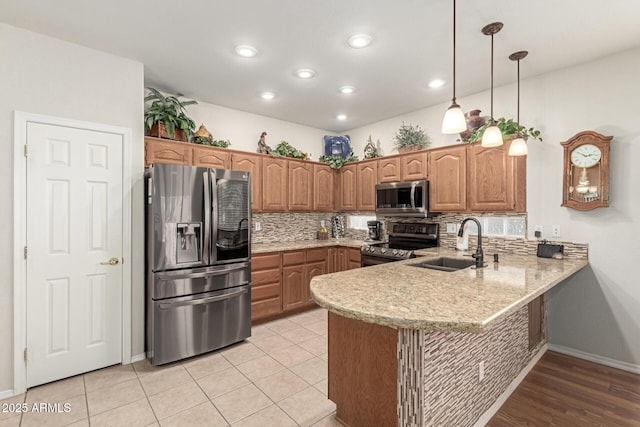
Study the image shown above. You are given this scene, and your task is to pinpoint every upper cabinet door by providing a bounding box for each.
[401,151,428,181]
[231,152,263,212]
[428,145,467,212]
[262,157,288,211]
[289,160,313,211]
[144,137,192,166]
[468,141,515,212]
[338,164,357,211]
[313,163,335,212]
[192,146,231,169]
[357,160,378,211]
[378,157,401,183]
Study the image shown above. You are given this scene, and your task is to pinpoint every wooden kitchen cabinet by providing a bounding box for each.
[428,144,467,212]
[305,247,328,305]
[144,137,192,166]
[528,295,545,349]
[347,248,361,270]
[357,159,378,211]
[313,163,335,211]
[401,151,428,181]
[192,145,230,168]
[329,247,360,272]
[378,156,401,183]
[282,248,327,311]
[289,160,313,211]
[468,140,526,212]
[338,164,357,211]
[262,157,288,211]
[251,253,283,321]
[231,152,262,212]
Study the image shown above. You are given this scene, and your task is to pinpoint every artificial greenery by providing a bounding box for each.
[271,141,306,159]
[462,117,542,143]
[193,137,231,148]
[393,122,430,150]
[319,150,359,169]
[144,87,198,140]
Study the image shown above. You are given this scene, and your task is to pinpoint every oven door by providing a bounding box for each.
[149,285,251,365]
[361,254,396,267]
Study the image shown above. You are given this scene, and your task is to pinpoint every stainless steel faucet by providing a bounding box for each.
[458,217,484,268]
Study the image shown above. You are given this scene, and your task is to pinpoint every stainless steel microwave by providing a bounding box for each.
[375,180,437,217]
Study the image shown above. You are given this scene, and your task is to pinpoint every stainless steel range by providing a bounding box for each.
[361,222,439,267]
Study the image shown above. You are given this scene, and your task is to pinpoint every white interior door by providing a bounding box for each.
[26,122,123,387]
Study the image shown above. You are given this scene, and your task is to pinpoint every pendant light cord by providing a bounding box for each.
[516,58,520,129]
[452,0,457,103]
[490,33,494,121]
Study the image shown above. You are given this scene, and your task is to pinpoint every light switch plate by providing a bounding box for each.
[446,223,457,233]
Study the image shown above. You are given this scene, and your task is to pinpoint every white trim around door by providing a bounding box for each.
[13,111,133,395]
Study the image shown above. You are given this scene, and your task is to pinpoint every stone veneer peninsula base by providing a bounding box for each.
[328,304,545,427]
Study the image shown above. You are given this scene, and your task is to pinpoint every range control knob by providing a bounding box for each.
[392,249,398,255]
[398,250,405,256]
[380,248,386,254]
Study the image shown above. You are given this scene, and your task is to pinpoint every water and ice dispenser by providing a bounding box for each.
[176,222,201,264]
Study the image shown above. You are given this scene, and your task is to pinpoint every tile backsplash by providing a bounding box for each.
[252,211,587,259]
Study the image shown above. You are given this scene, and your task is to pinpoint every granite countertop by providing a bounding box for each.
[310,247,588,333]
[252,238,364,254]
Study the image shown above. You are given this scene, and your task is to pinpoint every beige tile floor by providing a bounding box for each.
[0,308,344,427]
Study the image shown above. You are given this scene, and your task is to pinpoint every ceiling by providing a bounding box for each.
[3,1,640,132]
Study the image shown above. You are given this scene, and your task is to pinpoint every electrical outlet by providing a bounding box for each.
[446,223,457,233]
[551,225,561,238]
[255,221,262,231]
[478,361,485,382]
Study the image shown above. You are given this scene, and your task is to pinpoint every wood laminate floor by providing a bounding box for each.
[488,351,640,426]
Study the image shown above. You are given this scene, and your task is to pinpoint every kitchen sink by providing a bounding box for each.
[409,257,476,272]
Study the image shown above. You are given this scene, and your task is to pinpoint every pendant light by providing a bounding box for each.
[481,22,504,147]
[508,50,529,156]
[441,0,466,134]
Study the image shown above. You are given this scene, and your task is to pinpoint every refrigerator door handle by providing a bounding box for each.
[159,288,248,309]
[203,170,211,264]
[211,169,219,263]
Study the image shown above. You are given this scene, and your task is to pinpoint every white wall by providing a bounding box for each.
[187,102,331,161]
[0,24,145,394]
[346,47,640,368]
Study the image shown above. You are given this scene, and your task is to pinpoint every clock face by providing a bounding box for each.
[570,144,602,168]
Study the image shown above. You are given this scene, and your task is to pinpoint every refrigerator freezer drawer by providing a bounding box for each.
[148,285,251,365]
[152,262,250,300]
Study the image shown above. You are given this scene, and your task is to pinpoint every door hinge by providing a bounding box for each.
[24,144,29,157]
[24,246,28,259]
[24,347,29,362]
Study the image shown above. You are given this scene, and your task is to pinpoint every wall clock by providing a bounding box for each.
[561,131,612,211]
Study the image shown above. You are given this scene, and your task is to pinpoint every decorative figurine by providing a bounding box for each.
[257,131,271,154]
[363,134,380,159]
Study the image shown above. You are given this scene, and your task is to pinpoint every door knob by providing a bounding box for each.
[100,257,120,266]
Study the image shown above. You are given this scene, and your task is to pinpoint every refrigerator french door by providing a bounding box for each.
[145,164,251,365]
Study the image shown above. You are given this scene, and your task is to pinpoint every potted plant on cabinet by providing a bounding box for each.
[393,122,430,153]
[144,87,198,141]
[461,117,542,143]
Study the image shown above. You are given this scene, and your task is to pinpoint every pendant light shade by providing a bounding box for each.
[442,0,467,134]
[508,137,528,155]
[481,22,503,148]
[508,50,529,156]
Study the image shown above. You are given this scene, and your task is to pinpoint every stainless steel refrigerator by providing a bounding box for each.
[145,163,251,365]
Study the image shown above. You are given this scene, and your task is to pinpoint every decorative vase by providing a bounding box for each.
[149,122,187,142]
[398,145,423,154]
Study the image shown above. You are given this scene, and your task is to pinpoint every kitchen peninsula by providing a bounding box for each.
[310,248,588,427]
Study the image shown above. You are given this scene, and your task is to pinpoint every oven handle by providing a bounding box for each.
[159,288,248,309]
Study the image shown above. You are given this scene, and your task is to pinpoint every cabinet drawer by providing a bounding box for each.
[306,248,327,263]
[252,282,281,301]
[283,251,306,266]
[252,298,282,320]
[252,253,281,270]
[252,269,280,286]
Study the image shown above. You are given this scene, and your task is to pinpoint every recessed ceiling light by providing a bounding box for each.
[235,44,258,58]
[295,68,316,79]
[336,114,348,121]
[260,91,276,100]
[428,79,446,88]
[339,86,356,94]
[347,34,373,49]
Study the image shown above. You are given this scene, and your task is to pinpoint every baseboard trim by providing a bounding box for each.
[548,344,640,374]
[473,344,548,427]
[0,389,17,400]
[130,353,146,364]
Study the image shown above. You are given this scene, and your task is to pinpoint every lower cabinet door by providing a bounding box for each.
[305,261,327,305]
[282,265,306,311]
